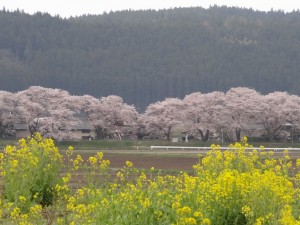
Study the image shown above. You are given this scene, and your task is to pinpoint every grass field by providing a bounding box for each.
[2,138,300,151]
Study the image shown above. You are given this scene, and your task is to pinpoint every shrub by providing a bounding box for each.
[0,133,64,210]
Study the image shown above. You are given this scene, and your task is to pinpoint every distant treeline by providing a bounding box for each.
[1,6,300,110]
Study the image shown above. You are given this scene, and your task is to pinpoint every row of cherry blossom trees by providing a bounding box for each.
[1,86,300,141]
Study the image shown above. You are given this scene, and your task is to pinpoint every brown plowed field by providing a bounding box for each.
[103,155,199,170]
[75,150,300,171]
[76,151,199,171]
[64,150,300,187]
[66,152,200,187]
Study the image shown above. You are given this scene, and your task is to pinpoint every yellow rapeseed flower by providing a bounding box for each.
[184,217,197,225]
[89,156,97,165]
[10,207,21,218]
[178,206,192,215]
[97,152,103,160]
[202,218,211,225]
[18,196,26,204]
[29,205,42,215]
[126,161,133,167]
[296,159,300,167]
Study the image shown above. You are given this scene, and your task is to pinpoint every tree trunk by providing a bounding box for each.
[198,129,204,141]
[268,132,276,142]
[166,127,172,141]
[266,126,282,142]
[204,130,210,142]
[235,128,241,142]
[198,129,210,142]
[95,127,107,139]
[29,124,37,135]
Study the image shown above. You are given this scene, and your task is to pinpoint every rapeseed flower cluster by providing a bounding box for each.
[0,134,300,224]
[0,133,63,209]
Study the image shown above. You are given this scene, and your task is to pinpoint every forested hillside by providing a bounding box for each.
[1,6,300,110]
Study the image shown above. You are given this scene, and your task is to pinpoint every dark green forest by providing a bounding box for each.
[1,6,300,110]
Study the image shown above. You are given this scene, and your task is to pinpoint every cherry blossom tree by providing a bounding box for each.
[14,86,80,140]
[0,91,16,138]
[3,85,300,143]
[282,94,300,128]
[135,115,151,139]
[98,95,138,140]
[254,92,300,141]
[75,94,104,138]
[183,92,225,141]
[223,87,262,141]
[141,98,185,141]
[78,95,138,140]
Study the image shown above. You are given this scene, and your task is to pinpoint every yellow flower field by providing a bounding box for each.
[0,134,300,224]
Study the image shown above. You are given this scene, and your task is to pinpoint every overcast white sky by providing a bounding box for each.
[0,1,299,18]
